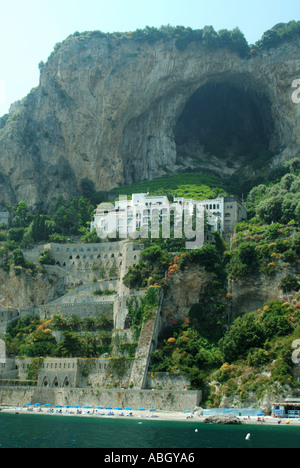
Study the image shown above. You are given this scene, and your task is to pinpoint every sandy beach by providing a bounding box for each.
[1,406,300,426]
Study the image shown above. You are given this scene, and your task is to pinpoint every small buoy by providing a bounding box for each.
[245,433,251,441]
[138,422,142,425]
[195,429,198,433]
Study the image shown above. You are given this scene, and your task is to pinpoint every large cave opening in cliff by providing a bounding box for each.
[174,81,275,171]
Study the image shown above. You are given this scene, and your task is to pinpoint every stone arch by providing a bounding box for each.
[53,376,59,388]
[63,376,70,387]
[42,376,49,387]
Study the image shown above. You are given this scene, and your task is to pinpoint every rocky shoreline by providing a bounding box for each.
[203,414,243,425]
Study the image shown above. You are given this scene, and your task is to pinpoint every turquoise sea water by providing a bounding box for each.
[0,413,300,448]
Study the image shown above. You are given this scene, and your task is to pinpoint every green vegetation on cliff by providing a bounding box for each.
[1,156,299,406]
[5,313,114,359]
[51,21,300,62]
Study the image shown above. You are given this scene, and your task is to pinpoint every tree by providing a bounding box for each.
[24,331,56,358]
[32,213,53,242]
[187,244,222,273]
[96,313,113,331]
[282,194,300,224]
[12,248,26,267]
[68,315,83,332]
[8,227,25,243]
[229,27,249,56]
[238,243,258,266]
[256,195,285,223]
[39,249,55,265]
[55,332,83,357]
[220,313,266,362]
[280,173,297,191]
[123,264,144,289]
[81,178,96,199]
[258,29,281,49]
[202,26,218,46]
[12,201,29,228]
[218,27,249,57]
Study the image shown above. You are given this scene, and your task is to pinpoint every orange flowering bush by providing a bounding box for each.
[167,337,176,343]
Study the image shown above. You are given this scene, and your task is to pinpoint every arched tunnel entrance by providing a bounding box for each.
[174,80,275,171]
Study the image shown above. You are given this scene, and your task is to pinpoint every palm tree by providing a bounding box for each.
[68,315,83,331]
[83,317,96,331]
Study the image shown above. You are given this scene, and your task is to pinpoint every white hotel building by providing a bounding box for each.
[173,196,247,233]
[90,193,247,240]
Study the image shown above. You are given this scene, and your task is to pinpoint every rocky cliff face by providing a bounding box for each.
[161,266,215,326]
[0,266,66,309]
[230,264,300,318]
[0,32,299,208]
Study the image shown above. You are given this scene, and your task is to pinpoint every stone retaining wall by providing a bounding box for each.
[0,387,201,412]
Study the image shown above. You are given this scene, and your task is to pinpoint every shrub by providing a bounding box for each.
[247,348,270,367]
[280,275,300,292]
[167,337,176,343]
[12,248,26,267]
[220,313,266,362]
[281,248,296,263]
[39,249,55,265]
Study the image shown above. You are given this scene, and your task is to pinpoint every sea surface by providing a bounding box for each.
[0,412,299,449]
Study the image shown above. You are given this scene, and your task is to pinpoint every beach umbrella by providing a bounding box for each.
[115,407,123,410]
[138,408,146,411]
[84,406,91,409]
[257,412,264,416]
[55,405,63,408]
[74,405,81,408]
[106,406,112,410]
[184,410,191,413]
[124,407,132,411]
[65,405,72,408]
[44,404,52,407]
[25,403,31,406]
[34,403,42,406]
[96,406,104,409]
[150,408,157,412]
